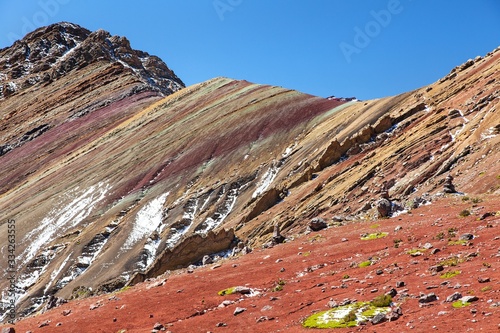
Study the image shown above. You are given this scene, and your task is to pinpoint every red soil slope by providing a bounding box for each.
[4,195,500,332]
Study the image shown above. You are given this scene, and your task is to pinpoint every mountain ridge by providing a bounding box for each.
[0,23,499,329]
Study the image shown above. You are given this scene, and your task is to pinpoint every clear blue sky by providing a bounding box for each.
[1,0,499,100]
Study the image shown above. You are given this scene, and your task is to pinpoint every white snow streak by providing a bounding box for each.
[20,183,110,268]
[122,193,169,250]
[252,165,279,198]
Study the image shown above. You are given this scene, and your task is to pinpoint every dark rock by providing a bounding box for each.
[153,323,165,330]
[202,255,213,265]
[396,281,405,288]
[376,198,391,218]
[371,313,387,325]
[376,269,384,275]
[216,322,227,327]
[44,295,68,312]
[445,292,462,302]
[460,233,474,241]
[429,265,444,273]
[430,248,441,255]
[443,175,456,193]
[309,217,327,231]
[38,320,50,328]
[419,293,438,304]
[461,295,479,303]
[62,309,72,316]
[386,288,397,297]
[272,223,285,245]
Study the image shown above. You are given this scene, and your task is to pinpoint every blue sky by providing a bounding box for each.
[1,0,499,100]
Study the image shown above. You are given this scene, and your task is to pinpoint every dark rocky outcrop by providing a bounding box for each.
[129,228,235,285]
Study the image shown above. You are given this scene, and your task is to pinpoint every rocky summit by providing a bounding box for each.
[1,23,500,331]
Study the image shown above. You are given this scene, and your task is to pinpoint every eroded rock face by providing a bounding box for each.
[0,22,184,98]
[1,23,499,320]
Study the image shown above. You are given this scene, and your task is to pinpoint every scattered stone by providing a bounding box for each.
[234,307,246,316]
[426,285,438,290]
[62,309,72,316]
[430,248,441,255]
[419,293,438,304]
[394,225,403,232]
[376,191,392,218]
[386,288,397,297]
[38,320,50,328]
[479,212,493,220]
[256,316,274,323]
[272,223,285,244]
[89,303,100,310]
[309,217,327,231]
[443,175,456,193]
[202,255,213,265]
[461,296,479,303]
[371,313,387,325]
[460,233,474,241]
[216,322,227,327]
[477,277,490,283]
[56,323,62,327]
[445,292,462,302]
[396,281,405,288]
[429,265,444,273]
[332,215,344,222]
[327,299,338,308]
[44,295,67,311]
[341,238,348,242]
[218,300,235,308]
[1,328,15,333]
[153,323,165,330]
[376,269,383,275]
[422,243,433,249]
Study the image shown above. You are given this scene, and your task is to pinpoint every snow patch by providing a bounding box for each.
[252,164,280,198]
[19,183,110,268]
[122,192,169,250]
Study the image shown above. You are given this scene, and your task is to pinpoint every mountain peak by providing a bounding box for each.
[0,22,184,99]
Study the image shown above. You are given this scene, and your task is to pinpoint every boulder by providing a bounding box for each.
[376,198,391,218]
[419,293,438,304]
[309,217,327,231]
[445,292,462,303]
[443,175,456,193]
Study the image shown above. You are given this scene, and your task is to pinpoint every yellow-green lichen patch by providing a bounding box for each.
[360,232,388,241]
[406,248,427,256]
[218,287,237,296]
[302,301,391,329]
[358,260,371,268]
[440,270,461,279]
[448,239,468,246]
[452,300,471,308]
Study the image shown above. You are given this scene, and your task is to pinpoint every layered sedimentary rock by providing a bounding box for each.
[0,22,499,320]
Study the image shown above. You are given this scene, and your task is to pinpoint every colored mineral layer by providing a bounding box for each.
[0,23,499,332]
